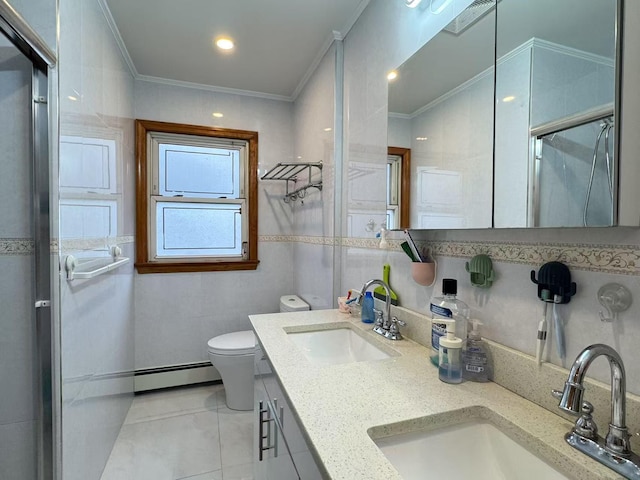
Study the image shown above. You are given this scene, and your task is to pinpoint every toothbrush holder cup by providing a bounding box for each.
[411,261,436,286]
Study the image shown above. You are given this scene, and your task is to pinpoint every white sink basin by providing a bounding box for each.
[287,327,391,366]
[374,420,570,480]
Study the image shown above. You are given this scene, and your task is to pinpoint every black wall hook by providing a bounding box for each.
[530,261,577,304]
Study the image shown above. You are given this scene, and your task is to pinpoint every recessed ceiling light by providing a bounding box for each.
[416,137,428,141]
[387,70,398,81]
[323,127,332,132]
[297,156,303,159]
[212,112,224,118]
[67,95,78,101]
[502,96,516,102]
[215,37,234,51]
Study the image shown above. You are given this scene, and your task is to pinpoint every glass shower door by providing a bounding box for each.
[534,116,615,227]
[0,29,52,480]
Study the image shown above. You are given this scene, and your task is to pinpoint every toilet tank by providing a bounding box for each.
[280,295,310,312]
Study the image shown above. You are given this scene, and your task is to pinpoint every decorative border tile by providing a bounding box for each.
[53,235,135,254]
[0,238,34,255]
[261,235,640,276]
[23,234,638,274]
[259,235,339,246]
[426,240,640,275]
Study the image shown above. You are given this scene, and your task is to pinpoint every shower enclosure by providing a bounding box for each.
[532,107,616,227]
[0,4,55,480]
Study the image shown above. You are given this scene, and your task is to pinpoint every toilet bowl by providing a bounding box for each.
[207,330,256,410]
[207,295,310,410]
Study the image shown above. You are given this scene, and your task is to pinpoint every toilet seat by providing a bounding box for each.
[207,330,256,356]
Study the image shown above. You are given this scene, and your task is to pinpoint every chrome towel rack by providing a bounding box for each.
[261,162,322,203]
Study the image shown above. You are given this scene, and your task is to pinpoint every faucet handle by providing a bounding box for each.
[391,317,406,326]
[574,401,598,440]
[551,389,563,400]
[373,309,384,327]
[387,317,406,340]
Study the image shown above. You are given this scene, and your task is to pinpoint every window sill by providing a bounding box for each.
[135,260,260,274]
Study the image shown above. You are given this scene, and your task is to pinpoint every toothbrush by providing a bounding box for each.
[536,289,551,365]
[536,301,548,365]
[553,294,566,361]
[403,230,423,262]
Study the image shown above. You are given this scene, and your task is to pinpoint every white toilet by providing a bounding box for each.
[207,295,310,410]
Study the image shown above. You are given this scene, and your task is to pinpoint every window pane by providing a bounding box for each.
[159,143,240,198]
[156,201,242,257]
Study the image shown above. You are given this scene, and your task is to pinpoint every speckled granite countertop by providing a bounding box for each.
[249,309,623,480]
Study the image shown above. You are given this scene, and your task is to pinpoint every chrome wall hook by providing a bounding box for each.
[598,283,632,322]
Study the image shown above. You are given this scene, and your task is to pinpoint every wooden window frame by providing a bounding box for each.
[388,146,411,229]
[135,119,259,273]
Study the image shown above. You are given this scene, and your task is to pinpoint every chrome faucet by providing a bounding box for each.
[552,344,640,478]
[357,279,405,340]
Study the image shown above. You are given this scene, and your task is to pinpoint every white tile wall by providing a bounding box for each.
[58,0,136,478]
[0,256,37,425]
[387,116,412,149]
[494,47,532,227]
[531,45,614,127]
[133,80,297,370]
[134,241,294,369]
[134,80,296,236]
[0,52,32,238]
[409,72,493,229]
[292,44,336,238]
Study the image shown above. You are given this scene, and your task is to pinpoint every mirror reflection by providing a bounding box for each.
[388,0,496,229]
[387,0,619,229]
[494,0,618,228]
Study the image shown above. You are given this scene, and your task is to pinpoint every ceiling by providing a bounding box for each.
[104,0,367,100]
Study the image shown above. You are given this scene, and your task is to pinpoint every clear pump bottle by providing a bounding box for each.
[463,319,492,382]
[430,279,469,366]
[438,318,463,384]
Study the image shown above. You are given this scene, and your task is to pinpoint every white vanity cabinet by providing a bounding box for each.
[254,347,322,480]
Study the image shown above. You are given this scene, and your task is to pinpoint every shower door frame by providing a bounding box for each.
[531,105,616,227]
[0,2,56,480]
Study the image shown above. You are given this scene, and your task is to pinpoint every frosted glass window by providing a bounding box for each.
[155,202,242,257]
[136,120,258,272]
[158,143,241,198]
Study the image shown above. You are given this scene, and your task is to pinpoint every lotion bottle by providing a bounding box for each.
[439,318,463,384]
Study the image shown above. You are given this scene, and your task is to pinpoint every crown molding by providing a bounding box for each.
[97,0,138,78]
[290,0,369,101]
[135,75,293,102]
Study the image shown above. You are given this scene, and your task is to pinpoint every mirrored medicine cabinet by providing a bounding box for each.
[387,0,621,229]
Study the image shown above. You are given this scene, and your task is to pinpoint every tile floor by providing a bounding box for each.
[100,383,254,480]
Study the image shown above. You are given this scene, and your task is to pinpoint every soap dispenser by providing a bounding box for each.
[438,318,463,384]
[463,319,492,382]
